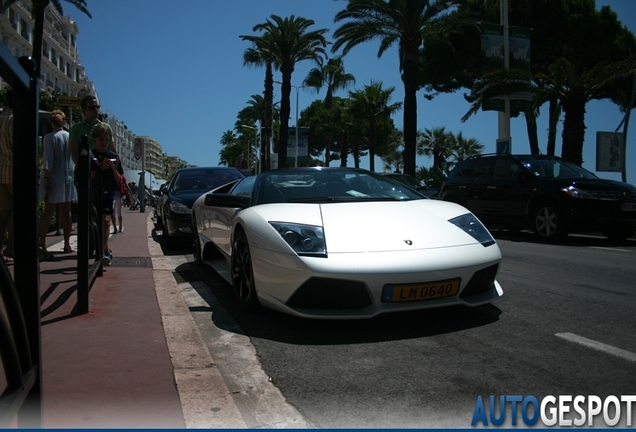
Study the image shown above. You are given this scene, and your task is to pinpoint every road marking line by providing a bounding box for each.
[556,332,636,363]
[589,246,631,252]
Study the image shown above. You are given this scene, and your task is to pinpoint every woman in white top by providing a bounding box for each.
[38,110,77,256]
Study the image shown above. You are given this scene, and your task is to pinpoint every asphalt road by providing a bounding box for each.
[162,229,636,428]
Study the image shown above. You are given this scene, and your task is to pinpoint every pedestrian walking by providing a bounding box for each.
[112,172,129,234]
[124,181,134,210]
[38,110,77,258]
[90,123,123,266]
[69,95,114,167]
[54,204,62,236]
[129,181,139,210]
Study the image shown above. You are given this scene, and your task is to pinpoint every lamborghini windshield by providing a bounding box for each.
[255,168,425,204]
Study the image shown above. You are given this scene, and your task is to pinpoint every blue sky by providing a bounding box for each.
[70,0,636,182]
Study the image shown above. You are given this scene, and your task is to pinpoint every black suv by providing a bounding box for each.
[440,154,636,241]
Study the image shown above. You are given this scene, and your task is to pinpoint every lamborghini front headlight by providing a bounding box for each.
[269,222,327,257]
[449,214,496,247]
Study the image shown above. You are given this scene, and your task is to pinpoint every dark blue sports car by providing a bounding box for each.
[156,166,244,246]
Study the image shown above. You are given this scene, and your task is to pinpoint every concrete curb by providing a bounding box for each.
[147,215,247,428]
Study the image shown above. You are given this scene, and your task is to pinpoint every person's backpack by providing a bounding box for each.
[119,174,127,195]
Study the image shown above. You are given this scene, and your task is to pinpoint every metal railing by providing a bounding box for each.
[0,41,41,426]
[0,254,38,426]
[0,36,105,428]
[76,134,103,313]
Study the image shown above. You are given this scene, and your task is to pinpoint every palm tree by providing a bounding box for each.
[240,94,267,125]
[449,131,483,166]
[218,130,245,168]
[347,81,402,172]
[303,56,356,165]
[536,57,636,166]
[235,94,280,171]
[1,0,91,78]
[417,165,447,191]
[240,35,278,171]
[417,126,454,173]
[417,128,482,189]
[466,57,636,165]
[380,129,405,173]
[458,0,636,163]
[333,0,460,178]
[461,67,543,154]
[245,15,327,169]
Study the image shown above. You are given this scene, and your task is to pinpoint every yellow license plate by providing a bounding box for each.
[381,278,461,303]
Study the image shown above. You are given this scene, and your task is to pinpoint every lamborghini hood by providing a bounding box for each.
[319,200,484,253]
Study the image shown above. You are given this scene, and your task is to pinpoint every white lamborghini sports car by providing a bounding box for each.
[191,167,503,319]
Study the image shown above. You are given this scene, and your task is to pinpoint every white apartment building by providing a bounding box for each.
[0,0,93,97]
[135,135,164,179]
[0,0,175,181]
[103,110,140,172]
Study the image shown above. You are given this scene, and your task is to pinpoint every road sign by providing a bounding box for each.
[134,138,142,160]
[57,96,82,107]
[496,137,511,154]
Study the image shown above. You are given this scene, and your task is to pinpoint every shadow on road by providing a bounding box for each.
[175,262,502,346]
[151,220,193,256]
[489,227,636,248]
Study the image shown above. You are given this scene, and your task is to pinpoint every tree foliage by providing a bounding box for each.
[424,0,636,165]
[416,126,484,189]
[228,0,636,175]
[303,56,356,165]
[244,15,328,169]
[333,0,465,178]
[347,81,402,171]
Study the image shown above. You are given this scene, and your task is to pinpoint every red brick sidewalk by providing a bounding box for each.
[38,208,184,428]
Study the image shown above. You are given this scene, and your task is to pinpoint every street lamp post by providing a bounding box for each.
[274,80,305,167]
[240,124,258,174]
[296,85,303,167]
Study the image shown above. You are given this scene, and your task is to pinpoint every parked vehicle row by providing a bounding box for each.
[440,154,636,241]
[154,155,635,319]
[154,167,244,247]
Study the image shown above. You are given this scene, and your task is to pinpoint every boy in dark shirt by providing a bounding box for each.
[90,123,123,265]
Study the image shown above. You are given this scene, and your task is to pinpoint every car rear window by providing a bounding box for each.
[518,158,598,180]
[493,158,521,179]
[462,158,492,179]
[174,170,244,192]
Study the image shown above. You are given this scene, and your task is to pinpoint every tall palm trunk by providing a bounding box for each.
[340,132,348,167]
[262,62,274,172]
[433,146,444,172]
[560,92,587,166]
[324,89,333,166]
[401,38,421,178]
[524,109,540,154]
[324,128,331,166]
[353,141,360,168]
[368,117,377,172]
[278,69,293,169]
[546,98,560,156]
